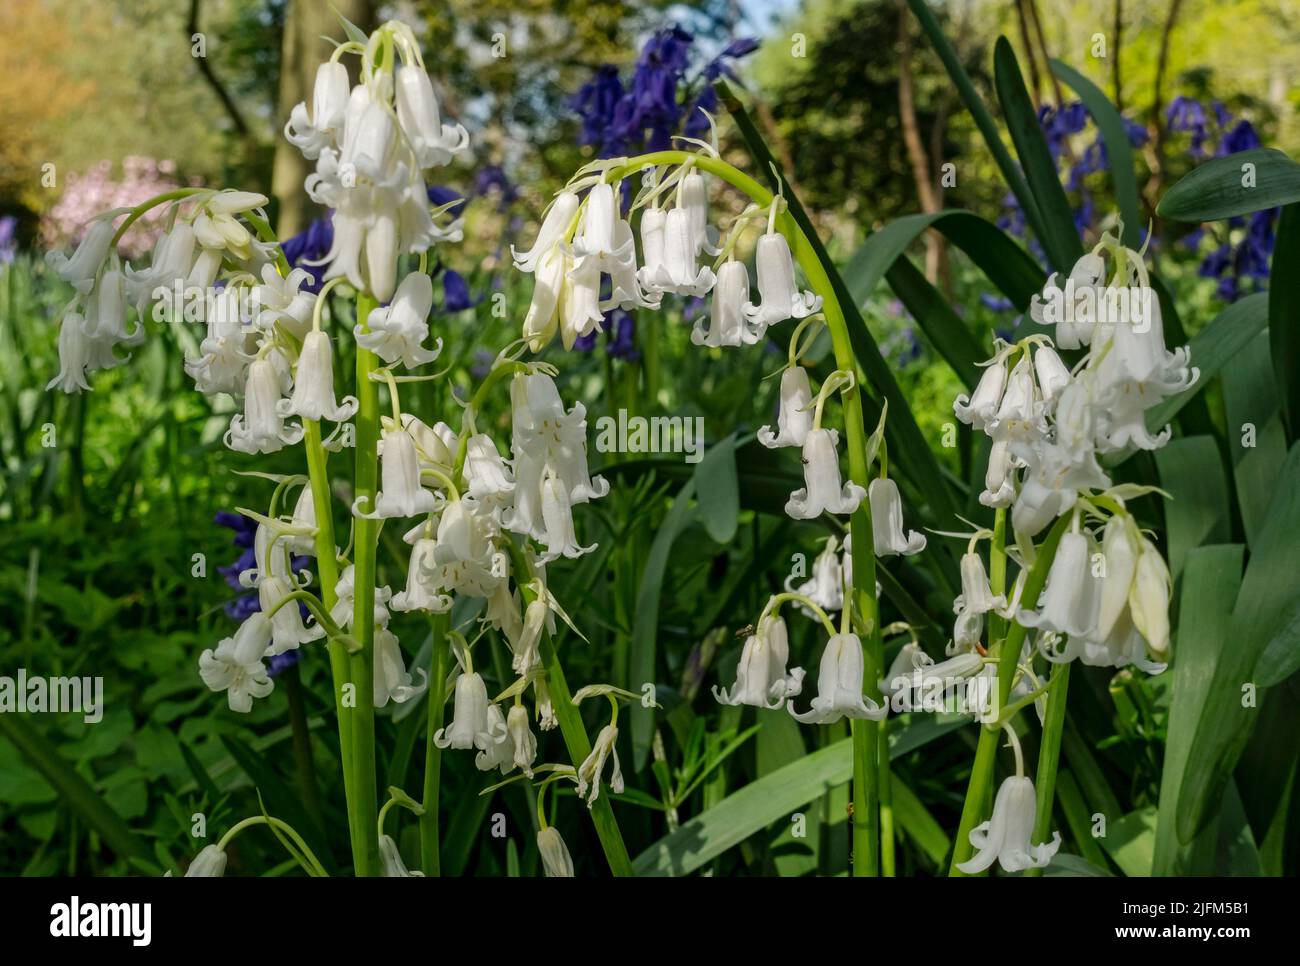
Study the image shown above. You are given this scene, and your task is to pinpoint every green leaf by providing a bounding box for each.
[1221,329,1287,548]
[693,433,739,544]
[1101,807,1158,877]
[1153,544,1244,875]
[1179,444,1300,841]
[0,713,155,870]
[1153,437,1230,579]
[632,715,965,876]
[992,37,1082,272]
[1269,204,1300,441]
[1255,596,1300,687]
[890,776,950,871]
[1045,853,1113,877]
[884,259,984,390]
[629,479,699,768]
[1145,292,1269,431]
[1157,149,1300,221]
[1049,59,1144,250]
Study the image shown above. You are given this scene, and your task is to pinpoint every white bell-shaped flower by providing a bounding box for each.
[474,703,515,773]
[464,434,515,508]
[1129,536,1171,656]
[537,473,596,562]
[513,191,580,272]
[786,537,845,615]
[278,330,358,422]
[713,614,805,709]
[640,207,715,296]
[422,499,508,597]
[988,355,1045,443]
[1029,251,1107,349]
[256,264,317,338]
[537,826,574,877]
[198,612,274,712]
[561,253,604,348]
[182,843,229,877]
[693,260,762,347]
[759,366,814,449]
[679,171,721,256]
[390,538,453,614]
[353,428,440,519]
[1095,516,1137,641]
[1032,344,1071,407]
[577,723,624,806]
[980,439,1018,509]
[402,414,456,470]
[789,633,886,724]
[395,65,469,168]
[869,478,926,556]
[434,671,505,750]
[954,350,1009,431]
[46,306,94,393]
[956,775,1060,874]
[505,704,538,776]
[284,61,350,159]
[374,626,427,708]
[510,598,549,674]
[1017,530,1098,638]
[956,552,1005,615]
[637,206,667,282]
[225,357,304,454]
[329,564,392,630]
[47,216,117,293]
[379,834,424,877]
[521,244,568,350]
[744,231,820,327]
[259,575,325,656]
[785,429,866,519]
[357,272,442,369]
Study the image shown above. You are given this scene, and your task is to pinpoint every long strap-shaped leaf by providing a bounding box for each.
[1049,59,1144,249]
[1157,148,1300,221]
[715,81,961,546]
[0,712,156,871]
[1270,204,1300,443]
[993,37,1083,273]
[903,0,1047,248]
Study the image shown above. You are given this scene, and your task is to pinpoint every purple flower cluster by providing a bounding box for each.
[1168,97,1274,301]
[573,308,639,360]
[571,27,757,158]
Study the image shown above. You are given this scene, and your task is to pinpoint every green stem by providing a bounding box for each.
[350,291,382,876]
[109,188,208,247]
[949,513,1071,876]
[1026,661,1071,878]
[878,719,895,876]
[988,507,1008,645]
[420,612,450,876]
[302,418,362,867]
[283,664,323,827]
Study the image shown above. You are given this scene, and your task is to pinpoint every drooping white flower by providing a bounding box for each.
[785,537,845,615]
[394,65,469,168]
[537,826,574,877]
[1029,250,1107,349]
[126,221,197,313]
[225,357,304,454]
[357,272,442,369]
[561,252,605,348]
[693,260,761,347]
[47,215,118,293]
[744,231,820,328]
[980,439,1018,509]
[988,355,1046,443]
[758,366,814,449]
[955,552,1006,615]
[391,537,453,613]
[421,499,508,597]
[379,834,424,877]
[183,844,229,877]
[46,306,94,393]
[259,575,325,656]
[284,61,350,159]
[374,626,428,708]
[402,413,456,470]
[464,433,515,510]
[198,612,274,712]
[186,286,255,396]
[283,483,319,555]
[278,330,358,422]
[521,244,569,351]
[713,614,805,709]
[510,598,549,674]
[1032,344,1071,407]
[537,473,596,562]
[353,428,440,520]
[679,171,721,256]
[785,429,866,519]
[1129,535,1171,656]
[513,191,580,272]
[1037,611,1167,675]
[255,264,317,338]
[1017,529,1098,638]
[789,633,886,724]
[505,704,538,776]
[434,671,506,750]
[954,349,1010,431]
[639,207,715,297]
[576,723,624,806]
[868,478,926,556]
[956,775,1061,874]
[329,564,393,630]
[1094,516,1137,641]
[474,703,514,773]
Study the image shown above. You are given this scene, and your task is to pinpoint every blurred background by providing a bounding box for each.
[1,0,1297,875]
